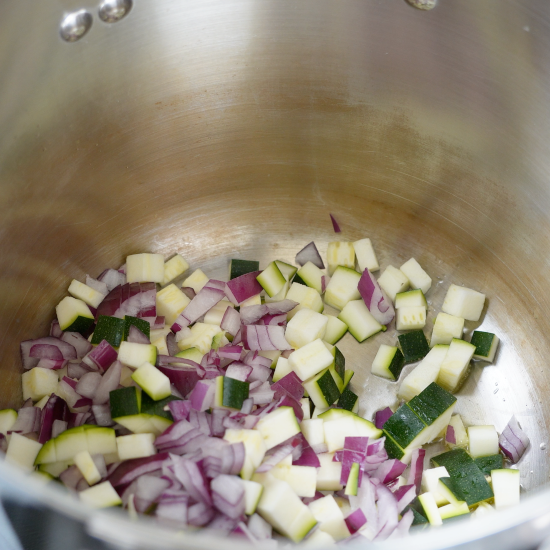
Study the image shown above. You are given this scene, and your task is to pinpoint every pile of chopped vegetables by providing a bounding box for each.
[0,227,531,545]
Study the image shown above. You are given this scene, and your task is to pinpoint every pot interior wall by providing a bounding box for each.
[0,0,549,504]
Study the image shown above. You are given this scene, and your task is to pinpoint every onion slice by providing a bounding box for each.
[499,416,530,463]
[295,242,325,269]
[358,269,395,325]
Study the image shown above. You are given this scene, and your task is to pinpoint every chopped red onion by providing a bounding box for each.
[242,325,291,351]
[219,306,241,337]
[97,269,126,291]
[330,213,341,233]
[446,424,456,444]
[358,270,395,326]
[156,499,189,526]
[168,400,192,422]
[51,419,68,438]
[173,287,225,330]
[295,242,325,269]
[374,407,393,430]
[243,351,272,370]
[224,271,263,305]
[345,508,367,534]
[393,484,416,514]
[10,407,40,435]
[392,509,414,539]
[126,325,150,344]
[188,503,215,527]
[211,409,230,437]
[82,339,118,372]
[91,404,114,427]
[166,332,179,356]
[211,474,245,519]
[61,332,93,358]
[406,448,425,494]
[240,398,254,415]
[73,397,93,409]
[375,483,399,540]
[50,320,63,338]
[372,459,407,485]
[133,475,171,513]
[96,282,156,320]
[499,416,530,463]
[92,360,122,405]
[173,458,212,506]
[271,372,304,401]
[189,410,212,436]
[321,275,328,294]
[247,514,273,541]
[181,287,196,300]
[57,378,80,408]
[108,454,169,487]
[30,344,64,361]
[256,444,294,473]
[60,465,87,491]
[217,345,243,361]
[67,361,94,379]
[258,313,287,327]
[225,363,252,382]
[157,365,201,398]
[36,359,68,370]
[75,372,103,399]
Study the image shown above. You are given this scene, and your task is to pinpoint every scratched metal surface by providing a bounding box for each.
[1,0,550,548]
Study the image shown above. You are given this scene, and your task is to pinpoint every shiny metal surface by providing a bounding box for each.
[98,0,133,24]
[59,9,93,42]
[1,0,550,547]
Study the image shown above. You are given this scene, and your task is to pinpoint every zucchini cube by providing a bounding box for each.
[156,284,190,325]
[470,331,499,362]
[162,254,189,286]
[91,316,125,347]
[396,306,426,331]
[229,259,259,280]
[371,345,405,381]
[326,242,356,276]
[303,368,341,409]
[395,289,427,309]
[285,308,328,349]
[286,282,324,319]
[182,269,209,294]
[297,261,324,294]
[399,258,432,295]
[338,300,382,343]
[442,284,486,322]
[398,330,430,363]
[430,313,464,347]
[378,265,409,302]
[436,338,475,393]
[257,261,286,298]
[126,253,164,284]
[352,238,379,273]
[324,266,361,311]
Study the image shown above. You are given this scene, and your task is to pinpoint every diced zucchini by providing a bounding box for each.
[56,296,94,334]
[418,493,442,526]
[115,413,171,436]
[116,433,156,460]
[22,367,58,402]
[162,254,189,286]
[398,345,449,401]
[471,502,496,518]
[256,476,317,543]
[156,284,190,325]
[140,392,178,420]
[289,339,334,381]
[322,315,348,345]
[297,261,324,294]
[222,376,249,410]
[211,332,228,351]
[6,433,43,472]
[177,322,222,354]
[436,338,475,393]
[303,529,335,547]
[491,469,520,509]
[255,407,301,450]
[343,370,354,390]
[326,242,355,276]
[398,330,430,363]
[337,387,359,413]
[242,479,264,514]
[400,258,432,295]
[301,418,325,448]
[0,409,18,435]
[442,284,486,322]
[264,281,289,303]
[230,259,260,280]
[422,467,452,506]
[151,334,168,356]
[285,308,328,349]
[384,383,456,464]
[467,425,499,458]
[371,345,405,381]
[470,331,500,362]
[38,460,73,477]
[396,306,426,331]
[445,414,468,449]
[303,368,341,409]
[338,299,382,342]
[439,501,469,520]
[224,429,266,480]
[286,282,324,318]
[431,448,494,506]
[182,269,209,293]
[257,261,286,298]
[86,427,118,456]
[109,386,142,419]
[123,316,150,341]
[474,454,503,476]
[35,438,57,465]
[68,280,105,308]
[275,260,298,282]
[308,494,350,541]
[175,347,204,364]
[55,428,88,462]
[353,238,379,272]
[204,299,234,326]
[91,316,125,347]
[317,452,343,491]
[74,450,102,485]
[377,266,410,302]
[240,294,262,307]
[80,481,122,508]
[320,409,381,452]
[131,362,171,401]
[126,253,164,283]
[344,462,360,496]
[273,357,292,382]
[395,289,427,309]
[118,341,157,369]
[324,267,361,311]
[430,313,464,347]
[34,396,50,409]
[268,464,317,498]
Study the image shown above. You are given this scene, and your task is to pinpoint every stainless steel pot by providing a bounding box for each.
[2,0,550,548]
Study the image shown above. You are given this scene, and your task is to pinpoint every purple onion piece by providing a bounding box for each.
[358,269,395,325]
[224,271,263,305]
[330,213,341,233]
[499,416,530,463]
[242,325,291,351]
[446,424,456,444]
[374,407,393,430]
